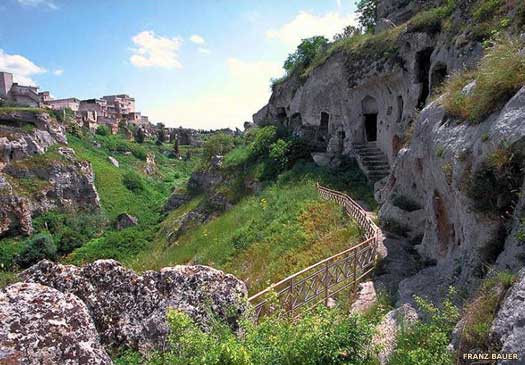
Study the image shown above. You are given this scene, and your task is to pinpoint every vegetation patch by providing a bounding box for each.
[442,36,525,122]
[406,0,456,34]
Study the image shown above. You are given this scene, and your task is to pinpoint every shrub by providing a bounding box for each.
[472,0,504,21]
[443,36,525,122]
[407,0,456,33]
[458,272,515,353]
[149,307,374,365]
[283,36,329,74]
[96,125,110,136]
[15,233,57,268]
[223,146,252,169]
[202,133,236,162]
[122,171,145,192]
[390,290,460,365]
[248,126,278,157]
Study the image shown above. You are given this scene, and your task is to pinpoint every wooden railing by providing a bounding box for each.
[248,183,381,320]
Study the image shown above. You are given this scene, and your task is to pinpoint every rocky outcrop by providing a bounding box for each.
[0,112,100,236]
[22,260,248,354]
[490,269,525,364]
[116,213,138,229]
[0,282,111,365]
[378,88,525,305]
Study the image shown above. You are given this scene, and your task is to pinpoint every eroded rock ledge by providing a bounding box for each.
[1,260,248,364]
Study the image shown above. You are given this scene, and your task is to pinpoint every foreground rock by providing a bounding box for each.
[0,282,111,365]
[22,260,248,354]
[116,213,138,229]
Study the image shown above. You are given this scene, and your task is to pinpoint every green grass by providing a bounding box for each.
[0,107,49,114]
[442,36,525,122]
[130,162,372,294]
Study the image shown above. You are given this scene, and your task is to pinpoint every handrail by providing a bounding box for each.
[248,183,381,319]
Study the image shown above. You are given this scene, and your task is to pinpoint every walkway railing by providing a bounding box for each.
[248,183,381,320]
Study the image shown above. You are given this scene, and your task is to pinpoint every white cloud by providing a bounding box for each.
[53,68,63,76]
[266,10,357,47]
[130,31,183,69]
[0,49,46,86]
[150,58,283,129]
[198,47,211,54]
[17,0,58,10]
[190,35,205,45]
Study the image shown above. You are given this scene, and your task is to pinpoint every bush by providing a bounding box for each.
[248,126,278,157]
[15,233,57,268]
[269,139,291,169]
[96,125,110,136]
[202,133,236,162]
[149,307,374,365]
[122,171,145,192]
[443,36,525,122]
[389,289,460,365]
[407,0,455,33]
[283,36,328,74]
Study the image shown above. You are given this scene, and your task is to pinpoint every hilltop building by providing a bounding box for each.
[0,71,51,107]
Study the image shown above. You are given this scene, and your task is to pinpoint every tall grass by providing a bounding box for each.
[443,36,525,122]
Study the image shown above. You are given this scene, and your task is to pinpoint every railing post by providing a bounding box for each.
[353,251,358,295]
[288,277,294,316]
[324,261,329,306]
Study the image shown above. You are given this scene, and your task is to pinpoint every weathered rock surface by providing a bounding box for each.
[379,88,525,305]
[0,282,111,365]
[490,269,525,364]
[144,152,156,175]
[22,260,248,354]
[163,191,190,212]
[108,156,119,167]
[350,281,377,313]
[373,304,418,365]
[116,213,138,229]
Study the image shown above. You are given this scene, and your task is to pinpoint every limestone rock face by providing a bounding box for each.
[116,213,138,229]
[22,260,248,354]
[0,113,100,237]
[379,88,525,304]
[163,191,190,212]
[490,269,525,364]
[0,282,111,365]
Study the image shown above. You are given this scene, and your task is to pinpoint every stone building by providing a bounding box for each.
[0,71,50,107]
[45,98,81,111]
[102,94,135,120]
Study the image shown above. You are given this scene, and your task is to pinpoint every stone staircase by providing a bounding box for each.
[352,142,390,183]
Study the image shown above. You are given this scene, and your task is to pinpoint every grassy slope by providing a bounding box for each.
[130,164,367,294]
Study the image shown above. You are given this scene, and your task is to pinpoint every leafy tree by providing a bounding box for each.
[333,25,361,41]
[283,36,329,73]
[356,0,378,33]
[134,127,145,144]
[156,123,166,145]
[202,133,235,162]
[96,125,110,136]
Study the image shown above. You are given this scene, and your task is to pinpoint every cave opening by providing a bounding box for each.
[318,112,330,143]
[364,114,378,142]
[431,63,448,92]
[415,48,434,109]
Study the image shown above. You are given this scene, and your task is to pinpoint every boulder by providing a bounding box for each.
[373,304,418,365]
[351,281,377,313]
[163,191,190,212]
[116,213,138,230]
[22,260,248,354]
[490,269,525,364]
[108,156,119,168]
[0,282,111,365]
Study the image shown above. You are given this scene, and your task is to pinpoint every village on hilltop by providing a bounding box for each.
[0,70,222,145]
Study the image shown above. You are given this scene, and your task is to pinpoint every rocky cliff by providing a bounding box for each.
[0,260,247,364]
[0,111,100,236]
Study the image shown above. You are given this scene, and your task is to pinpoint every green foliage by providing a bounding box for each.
[472,0,504,21]
[248,126,278,157]
[356,0,378,33]
[15,233,57,269]
[134,127,145,144]
[283,36,329,74]
[443,36,525,122]
[0,271,18,289]
[458,272,515,353]
[122,171,145,192]
[202,133,236,162]
[407,0,456,33]
[96,125,111,136]
[516,218,525,243]
[390,289,460,365]
[269,139,291,169]
[333,25,361,41]
[466,145,524,215]
[146,307,374,365]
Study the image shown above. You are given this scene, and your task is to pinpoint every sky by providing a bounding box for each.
[0,0,358,129]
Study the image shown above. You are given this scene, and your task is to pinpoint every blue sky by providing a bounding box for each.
[0,0,357,129]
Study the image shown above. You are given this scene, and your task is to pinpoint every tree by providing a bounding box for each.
[333,25,361,41]
[283,36,329,73]
[356,0,378,33]
[156,123,166,145]
[173,137,180,157]
[202,133,235,162]
[134,127,145,143]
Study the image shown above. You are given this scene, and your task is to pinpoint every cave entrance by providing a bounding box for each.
[364,114,378,142]
[318,112,330,143]
[361,95,378,143]
[431,63,448,92]
[415,48,433,109]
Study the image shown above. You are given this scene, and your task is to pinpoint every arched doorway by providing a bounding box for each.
[361,96,378,142]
